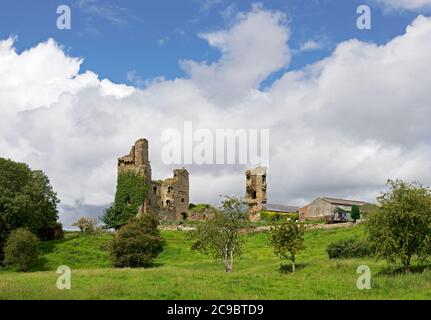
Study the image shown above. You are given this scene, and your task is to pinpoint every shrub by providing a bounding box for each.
[189,203,213,213]
[327,238,372,259]
[109,215,165,268]
[3,228,40,271]
[72,217,98,234]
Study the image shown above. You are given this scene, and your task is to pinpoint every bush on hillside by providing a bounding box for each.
[3,228,40,271]
[189,203,214,213]
[109,215,165,268]
[327,238,372,259]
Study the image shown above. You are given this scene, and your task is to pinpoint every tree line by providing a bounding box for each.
[1,157,431,274]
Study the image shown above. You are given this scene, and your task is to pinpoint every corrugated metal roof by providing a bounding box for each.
[321,197,367,206]
[263,204,299,213]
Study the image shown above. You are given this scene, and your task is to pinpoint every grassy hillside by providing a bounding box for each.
[37,232,113,270]
[0,226,430,300]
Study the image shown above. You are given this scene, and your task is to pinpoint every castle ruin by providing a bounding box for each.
[118,138,190,220]
[245,166,267,216]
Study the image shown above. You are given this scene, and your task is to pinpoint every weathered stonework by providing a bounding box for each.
[118,138,190,220]
[153,168,190,220]
[187,207,216,221]
[245,166,267,220]
[118,138,152,180]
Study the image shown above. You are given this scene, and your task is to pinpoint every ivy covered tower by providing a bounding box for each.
[116,138,152,218]
[118,138,152,182]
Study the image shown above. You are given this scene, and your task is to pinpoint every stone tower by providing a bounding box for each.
[158,168,189,220]
[245,166,267,213]
[118,138,152,182]
[173,168,190,219]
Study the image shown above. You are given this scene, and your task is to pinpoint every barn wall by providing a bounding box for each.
[306,198,333,218]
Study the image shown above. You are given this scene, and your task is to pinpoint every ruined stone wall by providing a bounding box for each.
[245,166,267,213]
[158,169,189,220]
[160,178,176,211]
[150,180,162,211]
[118,138,152,181]
[188,207,216,221]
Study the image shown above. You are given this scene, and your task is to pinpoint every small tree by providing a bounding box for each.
[351,205,361,223]
[109,215,165,268]
[270,220,306,273]
[190,196,248,272]
[4,228,40,271]
[72,217,98,234]
[366,179,431,272]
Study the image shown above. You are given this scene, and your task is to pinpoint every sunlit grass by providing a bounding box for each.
[0,225,430,300]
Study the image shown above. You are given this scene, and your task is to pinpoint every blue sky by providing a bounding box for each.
[1,0,431,226]
[0,0,421,85]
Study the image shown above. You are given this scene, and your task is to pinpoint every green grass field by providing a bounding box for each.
[0,225,430,300]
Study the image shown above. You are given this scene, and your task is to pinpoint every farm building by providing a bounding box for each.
[298,197,368,221]
[263,204,299,215]
[252,203,299,221]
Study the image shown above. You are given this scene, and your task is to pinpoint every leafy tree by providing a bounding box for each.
[366,179,431,272]
[101,171,148,229]
[109,215,165,268]
[0,158,61,262]
[351,205,361,223]
[4,228,40,271]
[270,220,306,273]
[359,203,379,218]
[72,217,98,234]
[190,196,248,272]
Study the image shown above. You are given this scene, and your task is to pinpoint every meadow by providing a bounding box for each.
[0,225,430,300]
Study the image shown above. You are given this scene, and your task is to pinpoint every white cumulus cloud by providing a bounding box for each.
[1,7,431,227]
[299,40,323,52]
[180,4,291,103]
[376,0,431,10]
